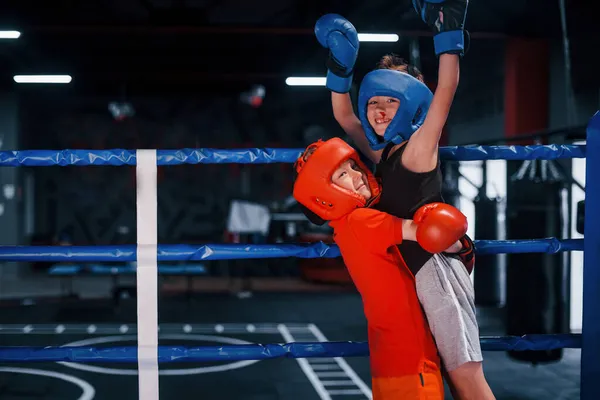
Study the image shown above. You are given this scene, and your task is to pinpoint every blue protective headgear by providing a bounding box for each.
[358,69,433,150]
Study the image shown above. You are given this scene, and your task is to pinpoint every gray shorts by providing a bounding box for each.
[415,253,483,371]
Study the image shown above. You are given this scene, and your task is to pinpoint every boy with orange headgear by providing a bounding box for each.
[294,138,469,399]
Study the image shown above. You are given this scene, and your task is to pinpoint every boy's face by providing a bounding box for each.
[331,159,372,200]
[366,96,401,137]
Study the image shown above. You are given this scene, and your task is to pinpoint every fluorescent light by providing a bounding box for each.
[358,33,399,42]
[13,75,72,84]
[285,77,326,86]
[0,31,21,39]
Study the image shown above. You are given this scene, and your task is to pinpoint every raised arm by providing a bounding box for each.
[402,0,468,173]
[315,14,382,164]
[402,54,459,172]
[332,92,382,163]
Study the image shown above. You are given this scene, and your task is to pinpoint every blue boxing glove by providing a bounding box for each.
[315,14,359,93]
[413,0,469,56]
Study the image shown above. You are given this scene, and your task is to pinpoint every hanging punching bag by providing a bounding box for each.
[506,174,569,364]
[473,194,505,307]
[576,200,585,234]
[441,161,461,208]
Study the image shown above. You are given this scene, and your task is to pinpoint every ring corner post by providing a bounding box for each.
[581,111,600,400]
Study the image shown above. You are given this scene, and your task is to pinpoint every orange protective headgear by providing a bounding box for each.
[293,138,381,221]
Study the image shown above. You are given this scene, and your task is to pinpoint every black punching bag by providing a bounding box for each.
[506,165,570,364]
[473,194,505,306]
[441,161,461,208]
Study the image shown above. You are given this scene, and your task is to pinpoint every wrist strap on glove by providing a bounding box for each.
[326,53,353,78]
[325,53,354,93]
[456,234,474,259]
[444,234,475,275]
[434,29,470,56]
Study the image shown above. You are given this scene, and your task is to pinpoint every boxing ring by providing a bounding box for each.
[0,111,598,400]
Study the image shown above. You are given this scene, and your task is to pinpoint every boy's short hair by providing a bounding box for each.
[376,54,425,82]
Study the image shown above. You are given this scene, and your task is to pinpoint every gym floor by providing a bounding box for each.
[0,293,580,399]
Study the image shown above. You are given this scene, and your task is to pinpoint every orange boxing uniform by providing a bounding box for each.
[294,138,443,399]
[330,209,443,398]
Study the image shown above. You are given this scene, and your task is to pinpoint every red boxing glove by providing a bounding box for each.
[413,203,468,254]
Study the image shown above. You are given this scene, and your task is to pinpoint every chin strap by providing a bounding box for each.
[365,192,381,208]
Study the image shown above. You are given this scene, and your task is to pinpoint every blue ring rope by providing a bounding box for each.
[0,144,585,166]
[0,334,582,362]
[0,238,583,262]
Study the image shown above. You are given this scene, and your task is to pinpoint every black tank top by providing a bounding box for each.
[374,142,444,276]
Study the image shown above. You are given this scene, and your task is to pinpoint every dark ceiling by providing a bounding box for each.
[0,0,597,96]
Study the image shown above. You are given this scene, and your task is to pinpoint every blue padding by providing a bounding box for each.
[0,149,137,166]
[89,265,136,274]
[0,334,581,362]
[481,334,581,351]
[0,243,338,262]
[0,239,583,262]
[442,144,585,161]
[474,238,584,255]
[582,110,600,400]
[158,149,303,165]
[0,149,301,166]
[48,264,207,275]
[0,145,585,166]
[48,265,82,275]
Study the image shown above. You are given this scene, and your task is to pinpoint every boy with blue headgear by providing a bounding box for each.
[315,2,495,399]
